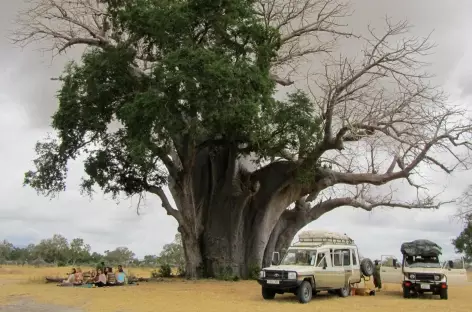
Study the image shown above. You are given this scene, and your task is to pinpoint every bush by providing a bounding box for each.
[247,264,261,280]
[159,264,172,277]
[150,269,160,278]
[177,266,186,277]
[216,265,239,281]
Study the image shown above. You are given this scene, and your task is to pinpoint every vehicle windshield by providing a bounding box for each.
[404,255,442,268]
[280,249,316,266]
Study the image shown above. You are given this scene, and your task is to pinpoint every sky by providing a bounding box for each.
[0,0,471,263]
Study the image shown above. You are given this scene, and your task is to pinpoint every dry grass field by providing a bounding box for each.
[1,266,471,312]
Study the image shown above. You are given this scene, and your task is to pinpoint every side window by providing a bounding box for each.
[332,249,342,266]
[352,249,358,265]
[309,251,317,265]
[342,249,351,266]
[316,252,327,267]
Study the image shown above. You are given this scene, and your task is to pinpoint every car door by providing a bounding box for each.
[380,255,403,284]
[314,249,330,288]
[443,258,469,285]
[349,248,361,283]
[331,248,347,287]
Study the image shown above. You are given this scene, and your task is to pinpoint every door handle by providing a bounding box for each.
[346,270,352,273]
[381,270,386,272]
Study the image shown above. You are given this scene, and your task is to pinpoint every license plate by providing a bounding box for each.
[420,284,430,290]
[267,280,280,285]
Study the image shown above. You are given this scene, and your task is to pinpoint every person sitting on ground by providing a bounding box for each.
[74,268,84,285]
[84,270,96,284]
[57,268,76,286]
[115,265,127,285]
[106,267,117,285]
[94,268,107,287]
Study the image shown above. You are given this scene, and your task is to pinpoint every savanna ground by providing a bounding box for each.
[0,266,471,312]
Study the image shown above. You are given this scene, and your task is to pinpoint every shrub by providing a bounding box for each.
[159,264,172,277]
[150,269,160,278]
[177,266,186,277]
[247,264,261,280]
[216,265,239,281]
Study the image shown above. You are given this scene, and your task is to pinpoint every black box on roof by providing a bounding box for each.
[400,239,442,257]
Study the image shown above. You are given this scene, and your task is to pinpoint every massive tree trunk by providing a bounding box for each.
[168,145,310,279]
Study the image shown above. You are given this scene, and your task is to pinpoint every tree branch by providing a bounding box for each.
[307,196,450,221]
[148,186,182,223]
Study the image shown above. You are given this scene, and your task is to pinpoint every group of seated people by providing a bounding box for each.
[59,264,128,287]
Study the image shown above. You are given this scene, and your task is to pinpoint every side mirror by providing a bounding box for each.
[392,259,397,268]
[271,252,280,265]
[448,260,454,269]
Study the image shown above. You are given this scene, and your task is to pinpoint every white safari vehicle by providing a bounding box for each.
[257,230,375,303]
[380,241,468,300]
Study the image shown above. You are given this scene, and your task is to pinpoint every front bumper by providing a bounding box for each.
[403,281,447,293]
[257,278,302,289]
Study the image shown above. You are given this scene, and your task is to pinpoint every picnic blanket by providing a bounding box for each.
[74,283,137,288]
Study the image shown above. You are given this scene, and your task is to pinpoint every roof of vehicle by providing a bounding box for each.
[292,230,355,247]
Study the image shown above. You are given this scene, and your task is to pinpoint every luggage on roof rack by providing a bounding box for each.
[400,239,442,257]
[296,230,354,245]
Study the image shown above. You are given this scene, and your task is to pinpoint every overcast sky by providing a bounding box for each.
[0,0,471,262]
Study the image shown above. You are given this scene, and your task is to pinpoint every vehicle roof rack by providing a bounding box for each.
[295,230,355,246]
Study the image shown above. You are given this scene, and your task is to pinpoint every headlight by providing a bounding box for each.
[259,271,265,278]
[434,275,440,281]
[287,272,297,280]
[409,274,416,280]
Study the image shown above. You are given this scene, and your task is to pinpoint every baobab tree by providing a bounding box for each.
[15,0,472,278]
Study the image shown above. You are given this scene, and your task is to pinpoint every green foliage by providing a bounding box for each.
[23,0,322,201]
[150,269,160,278]
[452,214,472,263]
[247,263,261,280]
[0,234,181,268]
[104,247,136,264]
[215,265,239,281]
[158,264,173,277]
[157,234,185,269]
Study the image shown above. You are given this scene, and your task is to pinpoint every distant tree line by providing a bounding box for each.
[0,233,184,270]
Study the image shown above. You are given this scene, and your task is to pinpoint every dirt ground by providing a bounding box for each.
[1,266,471,312]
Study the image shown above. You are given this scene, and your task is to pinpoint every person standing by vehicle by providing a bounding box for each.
[373,260,382,291]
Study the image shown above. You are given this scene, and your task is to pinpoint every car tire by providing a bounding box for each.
[439,288,448,300]
[403,287,410,299]
[360,258,375,276]
[338,284,351,297]
[296,281,313,304]
[262,287,276,300]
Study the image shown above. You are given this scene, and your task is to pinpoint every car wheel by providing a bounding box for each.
[360,258,375,276]
[439,288,448,300]
[403,287,410,299]
[262,287,276,300]
[296,281,313,304]
[338,284,351,297]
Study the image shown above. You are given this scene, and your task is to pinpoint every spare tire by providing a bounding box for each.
[360,258,375,276]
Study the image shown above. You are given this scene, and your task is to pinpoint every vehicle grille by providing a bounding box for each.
[415,273,435,281]
[265,270,288,279]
